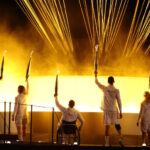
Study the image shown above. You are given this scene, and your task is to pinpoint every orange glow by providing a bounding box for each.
[0,76,149,113]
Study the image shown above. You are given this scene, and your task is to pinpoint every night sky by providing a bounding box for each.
[0,0,149,76]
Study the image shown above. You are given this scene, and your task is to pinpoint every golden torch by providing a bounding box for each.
[54,71,60,96]
[149,72,150,89]
[26,51,33,81]
[0,50,7,80]
[94,44,99,77]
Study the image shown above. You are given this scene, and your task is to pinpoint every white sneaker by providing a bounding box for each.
[105,136,110,147]
[142,143,146,147]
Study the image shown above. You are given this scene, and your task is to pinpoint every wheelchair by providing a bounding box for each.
[56,120,80,145]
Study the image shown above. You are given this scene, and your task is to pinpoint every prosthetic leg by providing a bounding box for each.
[115,124,124,147]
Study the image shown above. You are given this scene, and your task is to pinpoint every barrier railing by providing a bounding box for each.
[0,101,56,144]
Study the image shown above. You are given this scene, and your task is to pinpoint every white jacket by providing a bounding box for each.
[55,97,84,127]
[96,80,122,112]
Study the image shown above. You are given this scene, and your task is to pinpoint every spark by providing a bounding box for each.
[79,0,129,59]
[16,0,74,55]
[123,0,150,57]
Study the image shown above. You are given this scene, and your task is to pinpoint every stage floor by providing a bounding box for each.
[0,143,149,150]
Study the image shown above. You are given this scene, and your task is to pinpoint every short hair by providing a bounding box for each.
[108,76,114,84]
[18,85,25,94]
[144,91,150,97]
[69,100,75,108]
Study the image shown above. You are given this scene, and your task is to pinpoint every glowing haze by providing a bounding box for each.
[0,75,149,113]
[0,23,149,113]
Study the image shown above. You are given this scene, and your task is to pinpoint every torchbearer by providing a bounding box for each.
[94,45,123,146]
[137,91,150,147]
[12,52,33,141]
[54,73,84,144]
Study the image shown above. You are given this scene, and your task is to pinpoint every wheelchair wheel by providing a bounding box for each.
[56,128,63,144]
[73,128,80,145]
[56,124,80,145]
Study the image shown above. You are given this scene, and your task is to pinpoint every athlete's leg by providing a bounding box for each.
[115,124,122,138]
[16,126,23,141]
[142,132,146,146]
[105,125,110,146]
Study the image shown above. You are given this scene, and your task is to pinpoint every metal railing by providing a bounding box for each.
[0,101,55,144]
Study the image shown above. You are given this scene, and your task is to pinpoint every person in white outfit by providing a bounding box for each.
[137,91,150,146]
[54,95,84,144]
[54,95,84,130]
[95,75,123,146]
[12,80,29,141]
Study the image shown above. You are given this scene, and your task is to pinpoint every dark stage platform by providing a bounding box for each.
[0,143,149,150]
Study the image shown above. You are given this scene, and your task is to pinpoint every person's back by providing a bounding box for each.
[137,91,150,146]
[101,85,120,111]
[12,80,29,141]
[95,75,123,146]
[62,107,81,122]
[54,95,84,131]
[95,76,121,112]
[15,93,27,118]
[141,101,150,122]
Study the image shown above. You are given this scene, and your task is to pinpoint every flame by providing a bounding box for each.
[0,76,148,113]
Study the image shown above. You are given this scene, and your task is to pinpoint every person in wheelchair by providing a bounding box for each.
[54,94,84,145]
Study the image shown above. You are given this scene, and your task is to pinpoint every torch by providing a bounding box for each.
[94,44,99,77]
[0,50,7,80]
[26,51,33,81]
[54,71,60,96]
[149,72,150,89]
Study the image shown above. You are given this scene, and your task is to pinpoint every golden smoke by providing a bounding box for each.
[0,17,149,114]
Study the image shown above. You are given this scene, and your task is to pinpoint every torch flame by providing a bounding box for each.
[95,44,99,52]
[3,50,7,56]
[57,70,60,75]
[30,50,34,57]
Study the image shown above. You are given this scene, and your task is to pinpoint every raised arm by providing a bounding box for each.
[54,95,66,112]
[116,90,122,118]
[25,79,29,95]
[95,76,105,90]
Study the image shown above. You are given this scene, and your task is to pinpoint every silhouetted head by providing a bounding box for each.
[69,100,75,108]
[108,76,114,85]
[144,91,150,99]
[18,85,25,94]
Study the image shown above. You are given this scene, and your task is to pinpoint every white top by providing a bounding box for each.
[13,93,27,118]
[95,80,122,112]
[141,101,150,122]
[55,97,84,127]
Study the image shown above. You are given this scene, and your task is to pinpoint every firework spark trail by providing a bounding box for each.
[79,0,129,58]
[108,0,129,52]
[123,0,150,57]
[16,0,46,40]
[33,0,66,53]
[128,1,150,56]
[145,45,150,55]
[19,0,54,49]
[16,0,73,55]
[81,0,94,47]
